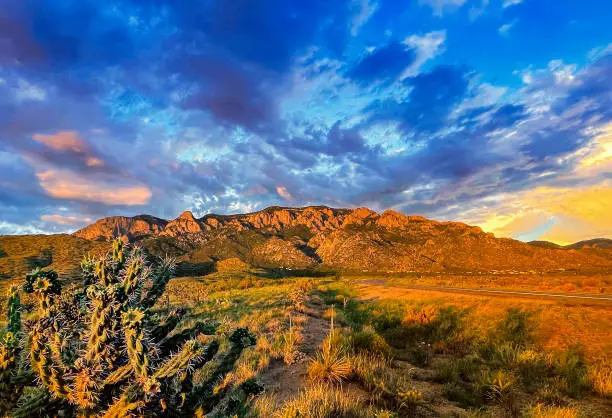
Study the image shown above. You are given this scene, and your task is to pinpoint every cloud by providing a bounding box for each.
[276,186,295,201]
[41,214,91,226]
[473,182,612,244]
[36,169,152,205]
[419,0,467,16]
[401,30,446,77]
[503,0,523,8]
[32,131,87,152]
[498,22,515,37]
[351,0,378,36]
[0,1,611,240]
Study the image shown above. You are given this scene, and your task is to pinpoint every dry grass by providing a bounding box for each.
[522,404,582,418]
[275,384,380,418]
[355,280,612,363]
[308,340,352,384]
[588,363,612,398]
[377,272,612,295]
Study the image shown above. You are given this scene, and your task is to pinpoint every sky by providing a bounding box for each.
[0,0,611,244]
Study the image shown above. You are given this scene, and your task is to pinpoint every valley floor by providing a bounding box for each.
[156,269,612,417]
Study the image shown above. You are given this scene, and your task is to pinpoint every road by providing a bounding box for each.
[358,280,612,304]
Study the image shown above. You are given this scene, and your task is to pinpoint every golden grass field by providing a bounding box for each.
[2,260,612,416]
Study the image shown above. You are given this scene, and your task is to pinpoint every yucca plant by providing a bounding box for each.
[2,239,255,417]
[308,305,351,384]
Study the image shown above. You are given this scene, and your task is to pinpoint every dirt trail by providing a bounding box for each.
[259,302,330,403]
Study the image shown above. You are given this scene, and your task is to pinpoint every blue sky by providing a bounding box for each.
[0,0,611,243]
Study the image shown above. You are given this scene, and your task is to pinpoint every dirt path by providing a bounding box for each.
[259,303,330,404]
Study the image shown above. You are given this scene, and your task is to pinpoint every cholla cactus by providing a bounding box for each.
[3,239,254,417]
[0,286,24,414]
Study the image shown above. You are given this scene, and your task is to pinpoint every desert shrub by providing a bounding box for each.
[279,384,372,418]
[434,355,481,384]
[516,349,550,392]
[380,325,413,349]
[480,369,519,416]
[430,306,467,342]
[522,403,581,418]
[588,362,612,398]
[407,345,432,367]
[397,389,423,415]
[497,308,534,346]
[535,377,568,407]
[349,330,391,358]
[554,351,589,398]
[442,382,484,408]
[343,299,370,331]
[373,315,403,334]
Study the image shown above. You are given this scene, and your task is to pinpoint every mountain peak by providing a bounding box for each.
[178,210,197,220]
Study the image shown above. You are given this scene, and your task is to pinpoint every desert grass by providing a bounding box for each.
[354,280,612,363]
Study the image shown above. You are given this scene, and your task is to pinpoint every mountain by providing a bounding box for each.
[565,238,612,250]
[0,234,106,280]
[74,214,168,241]
[64,206,612,275]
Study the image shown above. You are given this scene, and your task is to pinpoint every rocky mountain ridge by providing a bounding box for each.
[69,206,612,274]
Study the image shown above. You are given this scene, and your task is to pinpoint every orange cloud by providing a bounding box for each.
[41,214,92,226]
[276,186,295,201]
[86,157,105,167]
[33,131,87,152]
[36,169,152,205]
[473,181,612,244]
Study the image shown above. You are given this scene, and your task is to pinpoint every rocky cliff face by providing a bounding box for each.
[72,206,612,273]
[74,215,167,242]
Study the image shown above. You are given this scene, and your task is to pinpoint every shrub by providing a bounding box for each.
[480,370,519,416]
[397,390,423,415]
[349,330,391,358]
[554,351,589,398]
[516,349,550,392]
[407,346,431,367]
[434,355,480,384]
[343,300,370,331]
[535,377,568,407]
[497,308,534,346]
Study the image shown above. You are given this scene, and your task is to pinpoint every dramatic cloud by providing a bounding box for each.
[1,0,611,244]
[36,169,152,206]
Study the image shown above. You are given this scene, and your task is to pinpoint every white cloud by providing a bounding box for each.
[503,0,522,8]
[401,30,447,77]
[14,78,47,101]
[419,0,467,16]
[351,0,378,36]
[498,22,515,36]
[0,221,47,235]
